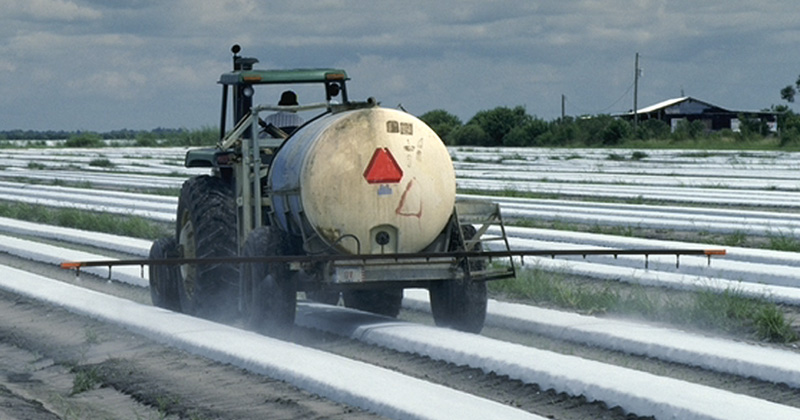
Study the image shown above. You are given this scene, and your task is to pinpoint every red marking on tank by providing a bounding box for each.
[364,148,403,184]
[395,179,423,218]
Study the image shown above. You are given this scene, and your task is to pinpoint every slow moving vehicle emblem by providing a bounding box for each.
[363,148,403,184]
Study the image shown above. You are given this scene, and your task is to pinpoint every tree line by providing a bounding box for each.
[419,105,800,148]
[0,127,218,147]
[0,127,185,141]
[419,77,800,148]
[4,82,800,149]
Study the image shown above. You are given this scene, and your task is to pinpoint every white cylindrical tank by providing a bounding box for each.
[268,106,456,255]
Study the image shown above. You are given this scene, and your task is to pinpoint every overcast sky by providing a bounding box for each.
[1,0,798,132]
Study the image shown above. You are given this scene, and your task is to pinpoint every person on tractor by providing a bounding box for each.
[260,90,304,136]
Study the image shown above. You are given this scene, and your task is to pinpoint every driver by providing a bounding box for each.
[260,90,304,135]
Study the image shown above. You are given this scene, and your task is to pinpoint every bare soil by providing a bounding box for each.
[0,287,382,420]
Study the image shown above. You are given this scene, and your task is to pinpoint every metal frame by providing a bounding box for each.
[62,248,726,280]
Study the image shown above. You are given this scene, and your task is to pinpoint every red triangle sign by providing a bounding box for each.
[363,148,403,184]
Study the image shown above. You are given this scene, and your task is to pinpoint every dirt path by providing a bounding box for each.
[0,289,383,420]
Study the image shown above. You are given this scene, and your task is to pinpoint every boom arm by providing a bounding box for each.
[61,248,726,278]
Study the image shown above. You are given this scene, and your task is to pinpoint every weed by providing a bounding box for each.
[631,151,648,160]
[88,158,115,168]
[677,151,717,158]
[723,231,747,246]
[27,162,47,170]
[589,224,635,237]
[607,153,626,161]
[768,232,800,252]
[0,202,170,239]
[156,395,181,416]
[629,195,646,205]
[501,152,525,161]
[754,306,798,342]
[70,366,102,395]
[84,327,101,345]
[489,266,798,343]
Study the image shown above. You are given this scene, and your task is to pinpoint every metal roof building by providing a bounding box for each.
[616,97,778,133]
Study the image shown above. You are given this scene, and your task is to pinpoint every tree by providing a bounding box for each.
[419,109,462,144]
[448,124,491,146]
[780,74,800,103]
[467,106,531,146]
[504,117,550,146]
[670,119,706,141]
[635,119,670,140]
[599,118,633,145]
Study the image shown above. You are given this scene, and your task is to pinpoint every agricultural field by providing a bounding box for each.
[0,144,799,419]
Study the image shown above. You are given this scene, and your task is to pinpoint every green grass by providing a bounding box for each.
[723,230,747,247]
[70,366,102,395]
[768,232,800,252]
[0,202,170,239]
[489,265,798,343]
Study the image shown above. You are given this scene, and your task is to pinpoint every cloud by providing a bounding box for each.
[2,0,101,21]
[1,0,798,130]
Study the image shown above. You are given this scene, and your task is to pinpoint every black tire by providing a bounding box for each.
[342,289,403,318]
[148,236,182,311]
[240,226,298,336]
[429,224,488,333]
[176,175,238,320]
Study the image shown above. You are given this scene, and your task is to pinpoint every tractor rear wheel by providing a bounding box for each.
[240,226,298,336]
[429,224,488,333]
[342,289,403,318]
[148,236,181,311]
[176,175,238,320]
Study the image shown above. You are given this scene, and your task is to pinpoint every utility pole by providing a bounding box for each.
[633,52,640,129]
[561,94,565,121]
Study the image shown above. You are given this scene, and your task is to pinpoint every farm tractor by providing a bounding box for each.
[61,46,725,335]
[147,45,516,334]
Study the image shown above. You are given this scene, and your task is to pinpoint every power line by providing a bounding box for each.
[564,80,636,116]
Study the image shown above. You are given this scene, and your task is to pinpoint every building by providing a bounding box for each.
[616,97,778,133]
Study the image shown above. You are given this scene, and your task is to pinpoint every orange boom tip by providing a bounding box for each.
[704,249,727,255]
[60,262,83,269]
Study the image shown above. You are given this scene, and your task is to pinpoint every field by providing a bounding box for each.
[0,144,800,419]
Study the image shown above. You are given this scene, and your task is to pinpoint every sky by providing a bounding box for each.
[1,0,798,132]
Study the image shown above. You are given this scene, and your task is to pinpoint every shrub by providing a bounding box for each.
[135,131,159,147]
[64,132,104,148]
[88,158,115,168]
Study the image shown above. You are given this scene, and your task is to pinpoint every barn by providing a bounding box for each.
[616,97,778,133]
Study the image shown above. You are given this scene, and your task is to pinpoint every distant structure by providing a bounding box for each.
[616,97,778,133]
